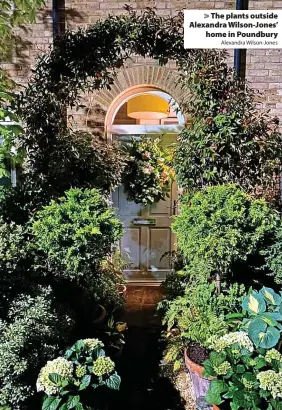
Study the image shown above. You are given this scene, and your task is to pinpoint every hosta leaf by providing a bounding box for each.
[259,314,279,327]
[263,312,282,322]
[249,319,280,348]
[242,292,266,315]
[260,287,282,306]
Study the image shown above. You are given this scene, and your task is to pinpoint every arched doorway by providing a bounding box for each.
[106,86,185,284]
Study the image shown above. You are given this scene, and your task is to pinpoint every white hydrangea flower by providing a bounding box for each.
[265,349,282,363]
[83,338,104,350]
[209,331,254,353]
[257,370,282,399]
[36,357,73,395]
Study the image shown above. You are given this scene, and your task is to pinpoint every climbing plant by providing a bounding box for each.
[12,6,281,209]
[12,7,197,209]
[174,50,282,203]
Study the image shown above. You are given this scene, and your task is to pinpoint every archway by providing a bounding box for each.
[16,8,208,282]
[18,7,198,186]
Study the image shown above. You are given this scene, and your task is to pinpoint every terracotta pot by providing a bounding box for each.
[184,348,219,409]
[184,348,214,379]
[92,304,106,325]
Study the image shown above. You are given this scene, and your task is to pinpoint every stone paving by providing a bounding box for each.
[109,285,188,410]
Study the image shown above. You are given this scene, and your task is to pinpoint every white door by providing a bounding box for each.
[112,134,177,284]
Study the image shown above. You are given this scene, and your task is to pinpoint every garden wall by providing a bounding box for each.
[1,0,282,130]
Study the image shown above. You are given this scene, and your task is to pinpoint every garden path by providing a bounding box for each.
[109,286,190,410]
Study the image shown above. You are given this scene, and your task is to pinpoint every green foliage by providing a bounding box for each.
[0,0,45,60]
[175,50,282,204]
[38,339,120,409]
[122,137,174,206]
[0,0,45,181]
[24,131,127,200]
[204,332,282,409]
[31,188,123,279]
[161,281,246,362]
[240,287,282,349]
[0,70,25,182]
[0,287,73,409]
[0,182,47,224]
[264,227,282,285]
[172,185,281,283]
[0,218,28,303]
[102,316,127,354]
[15,8,188,203]
[87,266,124,310]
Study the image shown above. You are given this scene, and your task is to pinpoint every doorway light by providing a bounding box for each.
[127,94,169,120]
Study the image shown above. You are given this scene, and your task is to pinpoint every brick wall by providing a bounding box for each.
[246,1,282,117]
[2,0,282,128]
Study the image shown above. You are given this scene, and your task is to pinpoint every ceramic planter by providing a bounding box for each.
[184,348,220,410]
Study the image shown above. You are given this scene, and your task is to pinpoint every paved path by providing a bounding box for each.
[109,286,186,410]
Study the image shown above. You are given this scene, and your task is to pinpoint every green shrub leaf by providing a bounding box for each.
[205,380,228,405]
[105,373,121,391]
[48,373,64,385]
[66,395,80,409]
[42,397,61,410]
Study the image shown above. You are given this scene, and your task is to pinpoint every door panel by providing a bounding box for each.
[120,227,141,270]
[148,228,171,269]
[113,182,177,283]
[112,134,177,283]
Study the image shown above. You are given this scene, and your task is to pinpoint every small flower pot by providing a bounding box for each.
[184,348,219,410]
[93,304,106,325]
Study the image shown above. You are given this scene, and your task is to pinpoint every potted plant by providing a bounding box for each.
[160,281,246,406]
[103,315,127,358]
[37,338,121,410]
[203,287,282,409]
[203,332,282,409]
[100,250,130,299]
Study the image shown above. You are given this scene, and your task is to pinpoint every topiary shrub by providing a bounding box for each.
[172,184,281,285]
[0,287,74,410]
[31,188,123,279]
